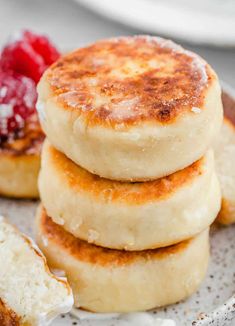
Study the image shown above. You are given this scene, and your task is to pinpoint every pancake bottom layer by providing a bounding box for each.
[36,206,210,313]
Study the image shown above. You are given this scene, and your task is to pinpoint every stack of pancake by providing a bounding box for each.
[35,36,223,313]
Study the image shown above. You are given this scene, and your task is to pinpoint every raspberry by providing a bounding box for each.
[1,41,45,83]
[23,30,60,65]
[0,30,60,82]
[0,70,37,137]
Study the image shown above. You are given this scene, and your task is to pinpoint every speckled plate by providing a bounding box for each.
[0,87,235,326]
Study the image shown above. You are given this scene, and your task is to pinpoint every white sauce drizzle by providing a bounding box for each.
[72,309,176,326]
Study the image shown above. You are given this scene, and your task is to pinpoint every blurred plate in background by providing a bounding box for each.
[73,0,235,47]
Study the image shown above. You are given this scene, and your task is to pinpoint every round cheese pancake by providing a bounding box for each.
[214,90,235,225]
[36,206,210,313]
[0,115,44,198]
[39,140,221,250]
[37,36,223,181]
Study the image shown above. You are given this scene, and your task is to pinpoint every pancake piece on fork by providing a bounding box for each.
[37,35,223,181]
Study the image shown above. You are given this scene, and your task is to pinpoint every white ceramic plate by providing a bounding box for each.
[1,199,234,326]
[73,0,235,47]
[1,88,235,326]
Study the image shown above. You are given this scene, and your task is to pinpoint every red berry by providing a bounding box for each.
[1,41,45,83]
[0,70,37,137]
[0,30,60,82]
[23,30,60,65]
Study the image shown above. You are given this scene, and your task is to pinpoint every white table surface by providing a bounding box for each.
[0,0,234,88]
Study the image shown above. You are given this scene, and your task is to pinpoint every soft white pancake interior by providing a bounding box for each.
[0,217,73,325]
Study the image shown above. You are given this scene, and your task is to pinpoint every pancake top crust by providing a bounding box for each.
[44,36,215,127]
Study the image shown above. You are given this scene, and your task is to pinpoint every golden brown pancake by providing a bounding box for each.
[46,36,213,126]
[214,90,235,224]
[36,205,210,313]
[39,140,221,250]
[38,36,223,180]
[0,299,21,326]
[0,114,44,198]
[39,206,192,265]
[0,114,44,156]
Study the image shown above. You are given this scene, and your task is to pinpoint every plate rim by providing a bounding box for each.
[73,0,235,47]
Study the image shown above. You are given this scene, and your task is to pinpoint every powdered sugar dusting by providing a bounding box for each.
[87,78,98,87]
[51,269,66,278]
[0,86,7,98]
[48,35,211,125]
[92,58,105,67]
[87,229,99,243]
[139,35,183,52]
[36,99,46,123]
[109,97,140,120]
[71,220,83,231]
[23,92,35,108]
[141,35,208,87]
[191,107,202,114]
[107,35,208,87]
[189,52,208,86]
[8,30,24,43]
[41,235,48,247]
[58,91,91,111]
[55,217,65,226]
[0,103,13,118]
